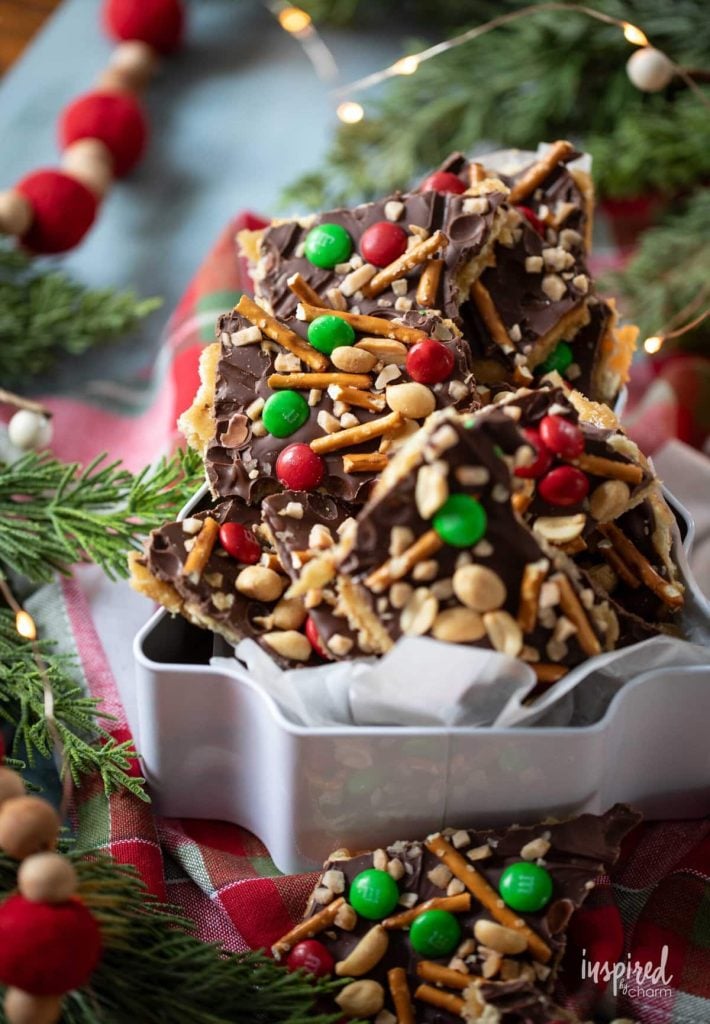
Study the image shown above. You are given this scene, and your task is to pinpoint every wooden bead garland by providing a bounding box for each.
[0,746,101,1024]
[0,0,184,254]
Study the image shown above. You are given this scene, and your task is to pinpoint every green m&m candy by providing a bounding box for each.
[432,494,487,548]
[348,869,399,920]
[537,341,573,375]
[262,390,309,438]
[409,909,461,957]
[307,315,356,355]
[304,223,353,269]
[498,861,553,912]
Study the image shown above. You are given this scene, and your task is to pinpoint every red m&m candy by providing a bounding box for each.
[285,939,334,977]
[539,466,589,507]
[276,444,325,491]
[360,221,408,267]
[305,617,330,660]
[516,205,546,236]
[219,522,261,564]
[406,339,455,384]
[539,414,585,459]
[419,171,466,194]
[514,428,552,479]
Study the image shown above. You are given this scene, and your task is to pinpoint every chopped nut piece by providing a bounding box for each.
[334,902,358,930]
[262,630,312,662]
[427,864,453,889]
[415,462,449,518]
[453,564,507,613]
[384,200,404,221]
[520,837,552,861]
[467,844,492,861]
[447,878,466,897]
[390,526,415,557]
[541,274,567,302]
[386,858,405,881]
[431,607,485,643]
[389,582,413,609]
[328,634,354,657]
[525,255,543,274]
[451,830,470,849]
[400,588,439,636]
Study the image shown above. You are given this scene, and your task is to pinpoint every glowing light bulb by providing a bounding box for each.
[278,6,312,34]
[392,55,419,76]
[337,100,364,124]
[15,610,37,640]
[623,22,649,46]
[643,335,663,354]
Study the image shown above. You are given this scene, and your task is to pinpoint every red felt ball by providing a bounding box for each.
[59,91,147,177]
[538,466,589,507]
[286,939,335,977]
[360,221,408,267]
[514,428,553,479]
[539,414,585,459]
[0,895,101,996]
[276,444,325,491]
[406,338,455,384]
[15,170,97,254]
[218,522,261,565]
[517,205,546,236]
[305,617,330,660]
[419,171,466,195]
[102,0,184,54]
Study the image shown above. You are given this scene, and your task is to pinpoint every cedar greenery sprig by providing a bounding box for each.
[600,190,710,353]
[0,241,161,381]
[0,849,345,1024]
[0,447,203,583]
[284,0,710,209]
[0,611,147,800]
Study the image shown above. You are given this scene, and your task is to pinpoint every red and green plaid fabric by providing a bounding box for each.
[30,214,710,1021]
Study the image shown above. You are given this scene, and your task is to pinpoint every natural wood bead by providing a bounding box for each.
[0,190,33,236]
[0,766,25,806]
[0,796,60,860]
[61,139,114,198]
[4,989,62,1024]
[108,40,159,91]
[18,852,78,903]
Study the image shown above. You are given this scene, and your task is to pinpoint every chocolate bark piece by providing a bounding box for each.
[261,490,370,660]
[239,187,508,323]
[128,499,317,667]
[275,804,641,1022]
[331,408,641,671]
[180,304,477,505]
[460,211,592,388]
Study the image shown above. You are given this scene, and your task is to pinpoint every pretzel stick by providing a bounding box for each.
[236,295,328,371]
[572,452,644,485]
[470,280,515,354]
[268,372,372,390]
[365,530,444,593]
[414,985,464,1015]
[382,893,471,930]
[310,411,403,455]
[512,490,533,517]
[260,552,285,573]
[416,259,443,307]
[287,272,329,308]
[329,385,386,412]
[533,663,568,684]
[388,967,415,1024]
[599,545,641,589]
[271,897,344,958]
[363,231,448,299]
[425,834,551,963]
[599,523,684,608]
[553,573,601,657]
[343,452,388,474]
[416,962,474,990]
[517,559,548,634]
[183,518,219,578]
[468,162,486,186]
[508,140,575,204]
[300,302,428,345]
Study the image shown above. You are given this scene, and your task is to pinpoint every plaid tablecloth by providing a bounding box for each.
[23,214,710,1023]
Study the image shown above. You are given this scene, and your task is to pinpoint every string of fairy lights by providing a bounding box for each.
[268,0,709,353]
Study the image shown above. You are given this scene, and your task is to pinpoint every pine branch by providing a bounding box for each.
[0,242,161,382]
[283,0,710,209]
[0,612,147,800]
[601,189,710,352]
[0,447,204,584]
[0,850,347,1024]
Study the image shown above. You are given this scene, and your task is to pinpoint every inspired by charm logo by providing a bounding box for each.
[581,946,673,997]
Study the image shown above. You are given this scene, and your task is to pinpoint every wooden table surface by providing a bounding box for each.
[0,0,60,74]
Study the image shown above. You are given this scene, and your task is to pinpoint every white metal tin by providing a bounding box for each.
[131,490,710,874]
